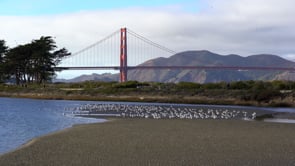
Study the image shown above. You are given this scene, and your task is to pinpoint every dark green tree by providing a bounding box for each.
[4,36,70,84]
[4,44,32,84]
[0,40,8,82]
[29,36,70,83]
[0,40,8,61]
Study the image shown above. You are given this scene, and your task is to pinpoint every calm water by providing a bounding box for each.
[0,97,294,155]
[0,97,106,154]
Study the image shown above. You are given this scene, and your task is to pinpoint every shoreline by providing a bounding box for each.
[1,119,295,165]
[0,97,294,163]
[0,119,109,157]
[1,92,294,108]
[2,109,295,158]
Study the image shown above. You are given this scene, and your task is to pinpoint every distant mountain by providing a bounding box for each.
[56,50,295,83]
[128,50,295,83]
[54,73,119,83]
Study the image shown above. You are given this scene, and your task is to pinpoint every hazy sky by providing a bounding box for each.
[1,0,294,78]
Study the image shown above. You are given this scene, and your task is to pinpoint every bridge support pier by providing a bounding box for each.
[120,28,128,82]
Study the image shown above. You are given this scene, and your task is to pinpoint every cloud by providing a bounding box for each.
[284,54,295,62]
[1,0,295,78]
[195,0,295,56]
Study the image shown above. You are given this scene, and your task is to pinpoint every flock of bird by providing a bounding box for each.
[67,103,258,120]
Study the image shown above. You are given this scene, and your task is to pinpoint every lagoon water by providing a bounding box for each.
[1,97,294,155]
[0,97,105,154]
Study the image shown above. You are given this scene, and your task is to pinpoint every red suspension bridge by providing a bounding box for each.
[57,28,295,82]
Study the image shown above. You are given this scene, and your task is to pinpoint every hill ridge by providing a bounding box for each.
[56,50,295,83]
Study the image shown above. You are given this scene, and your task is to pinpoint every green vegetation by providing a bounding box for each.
[0,37,70,84]
[0,80,294,107]
[1,119,295,166]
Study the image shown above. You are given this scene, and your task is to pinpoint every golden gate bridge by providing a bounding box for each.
[57,28,295,82]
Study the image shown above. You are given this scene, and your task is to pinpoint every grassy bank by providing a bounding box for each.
[1,119,295,166]
[0,80,294,107]
[0,91,294,108]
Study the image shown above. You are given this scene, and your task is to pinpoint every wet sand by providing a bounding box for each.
[1,119,295,166]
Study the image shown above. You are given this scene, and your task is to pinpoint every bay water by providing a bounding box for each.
[0,97,105,154]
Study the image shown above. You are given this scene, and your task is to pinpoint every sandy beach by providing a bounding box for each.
[0,119,295,166]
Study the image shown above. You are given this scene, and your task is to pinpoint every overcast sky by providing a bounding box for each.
[1,0,294,78]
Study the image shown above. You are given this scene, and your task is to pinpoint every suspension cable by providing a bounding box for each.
[127,28,176,55]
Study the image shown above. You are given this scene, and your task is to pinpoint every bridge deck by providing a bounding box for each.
[55,66,295,71]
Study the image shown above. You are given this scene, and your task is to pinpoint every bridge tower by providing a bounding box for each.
[120,28,128,82]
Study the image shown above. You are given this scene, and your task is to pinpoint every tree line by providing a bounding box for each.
[0,37,70,85]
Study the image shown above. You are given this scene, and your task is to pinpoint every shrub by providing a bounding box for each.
[253,89,281,102]
[176,82,201,89]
